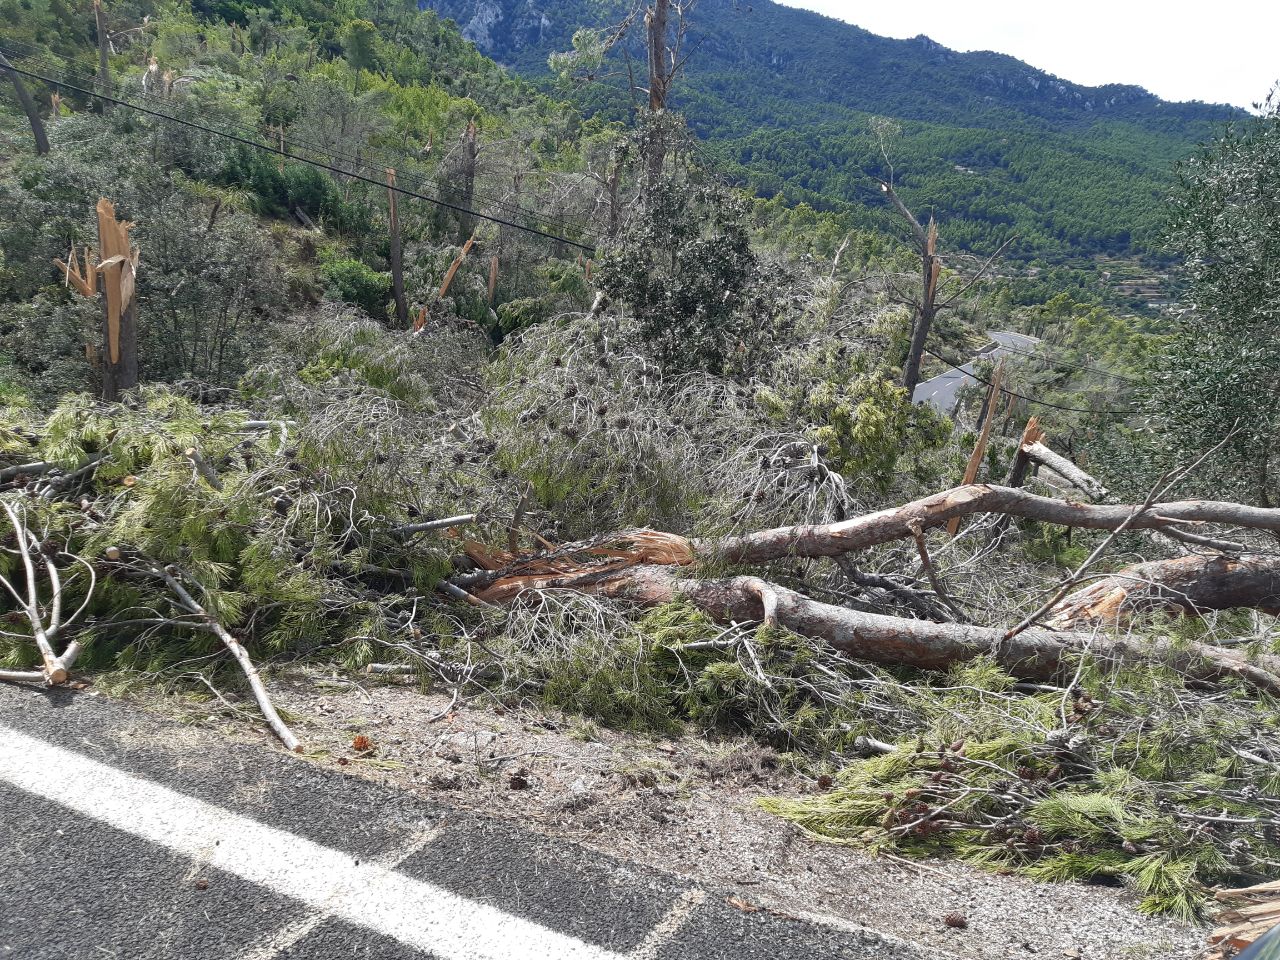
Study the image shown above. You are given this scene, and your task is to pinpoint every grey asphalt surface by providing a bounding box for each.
[0,684,931,960]
[912,331,1042,413]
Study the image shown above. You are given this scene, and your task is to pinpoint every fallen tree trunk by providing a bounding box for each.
[1022,442,1107,500]
[1047,553,1280,629]
[473,563,1280,694]
[701,484,1280,564]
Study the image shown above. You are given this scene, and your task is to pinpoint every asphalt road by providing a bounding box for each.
[0,685,935,960]
[911,331,1042,413]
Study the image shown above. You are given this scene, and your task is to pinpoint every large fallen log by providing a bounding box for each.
[457,482,1280,693]
[1048,553,1280,629]
[699,484,1280,564]
[473,563,1280,694]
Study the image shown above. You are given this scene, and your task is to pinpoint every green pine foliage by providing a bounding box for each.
[762,658,1280,920]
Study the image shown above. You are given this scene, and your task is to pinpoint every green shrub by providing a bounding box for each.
[320,257,392,320]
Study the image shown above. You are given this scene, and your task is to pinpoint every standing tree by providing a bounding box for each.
[550,1,698,177]
[0,52,50,156]
[93,0,113,113]
[1137,92,1280,506]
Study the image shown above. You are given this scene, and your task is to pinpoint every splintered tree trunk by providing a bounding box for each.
[901,219,939,396]
[386,169,409,328]
[458,121,478,243]
[98,266,138,401]
[0,53,50,156]
[95,199,139,401]
[93,0,112,113]
[1047,553,1280,629]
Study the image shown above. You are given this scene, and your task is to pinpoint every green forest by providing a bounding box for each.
[422,0,1243,259]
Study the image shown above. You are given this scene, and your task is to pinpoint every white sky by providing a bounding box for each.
[774,0,1278,109]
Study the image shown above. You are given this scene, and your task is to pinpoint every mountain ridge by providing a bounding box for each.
[420,0,1246,257]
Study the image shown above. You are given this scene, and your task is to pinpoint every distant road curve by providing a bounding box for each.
[911,331,1042,414]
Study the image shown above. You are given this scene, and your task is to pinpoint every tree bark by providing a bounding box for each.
[0,52,50,156]
[386,168,409,328]
[93,0,112,113]
[1022,441,1106,499]
[473,563,1280,695]
[1047,553,1280,629]
[702,484,1280,565]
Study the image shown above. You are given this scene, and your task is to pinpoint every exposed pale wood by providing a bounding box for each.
[473,563,1280,695]
[1004,417,1044,488]
[154,564,302,752]
[948,359,1004,536]
[183,447,223,491]
[389,514,478,538]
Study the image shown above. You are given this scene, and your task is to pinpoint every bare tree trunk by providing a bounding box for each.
[94,0,113,114]
[606,162,621,237]
[386,168,408,328]
[1047,553,1280,629]
[458,121,478,243]
[901,219,939,395]
[646,0,670,113]
[0,53,50,156]
[644,0,671,181]
[473,563,1280,695]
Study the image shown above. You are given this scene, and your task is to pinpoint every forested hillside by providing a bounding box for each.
[3,1,1280,947]
[422,0,1244,256]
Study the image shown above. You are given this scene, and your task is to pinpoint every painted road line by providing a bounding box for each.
[240,825,444,960]
[628,889,707,960]
[0,725,623,960]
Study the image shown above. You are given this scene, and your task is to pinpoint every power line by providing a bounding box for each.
[0,51,598,253]
[994,342,1142,385]
[6,47,582,240]
[922,346,1131,416]
[0,38,590,239]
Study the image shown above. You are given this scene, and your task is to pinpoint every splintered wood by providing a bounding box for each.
[51,198,140,400]
[1210,881,1280,958]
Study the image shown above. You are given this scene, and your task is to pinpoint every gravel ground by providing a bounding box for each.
[138,672,1205,960]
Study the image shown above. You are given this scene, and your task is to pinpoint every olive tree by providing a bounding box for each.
[1139,94,1280,504]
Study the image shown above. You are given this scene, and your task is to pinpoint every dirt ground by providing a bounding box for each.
[135,669,1206,960]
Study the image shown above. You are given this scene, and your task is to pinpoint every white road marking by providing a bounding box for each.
[0,725,623,960]
[628,888,706,960]
[241,825,443,960]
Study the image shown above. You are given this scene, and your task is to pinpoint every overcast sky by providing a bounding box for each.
[773,1,1278,109]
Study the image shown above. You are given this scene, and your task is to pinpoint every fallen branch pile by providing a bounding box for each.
[452,482,1280,694]
[2,337,1280,919]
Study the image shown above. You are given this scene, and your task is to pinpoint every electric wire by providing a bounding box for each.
[0,37,587,239]
[0,47,598,253]
[921,346,1132,416]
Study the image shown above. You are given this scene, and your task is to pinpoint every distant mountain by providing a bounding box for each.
[419,0,1246,257]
